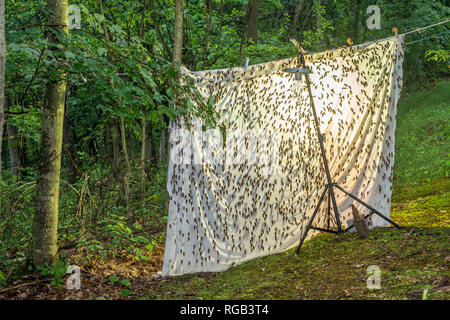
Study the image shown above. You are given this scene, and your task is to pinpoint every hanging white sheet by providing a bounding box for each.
[162,36,405,276]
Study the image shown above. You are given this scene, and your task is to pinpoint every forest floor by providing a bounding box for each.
[1,80,449,300]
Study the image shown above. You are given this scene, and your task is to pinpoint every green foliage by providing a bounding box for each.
[108,275,132,297]
[35,253,70,289]
[121,289,132,297]
[425,49,449,62]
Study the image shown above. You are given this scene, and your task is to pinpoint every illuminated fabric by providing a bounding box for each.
[162,36,405,276]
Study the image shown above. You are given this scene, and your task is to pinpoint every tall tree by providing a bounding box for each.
[6,120,19,181]
[63,91,79,184]
[287,0,306,39]
[173,0,184,65]
[31,0,68,266]
[0,0,5,204]
[202,0,212,68]
[159,0,185,165]
[351,0,362,42]
[246,0,259,44]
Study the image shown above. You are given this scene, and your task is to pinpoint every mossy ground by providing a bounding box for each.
[147,226,448,300]
[144,80,450,300]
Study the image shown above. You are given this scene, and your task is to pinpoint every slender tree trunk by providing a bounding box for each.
[119,117,132,221]
[238,3,248,66]
[97,0,124,194]
[165,0,184,163]
[0,0,5,208]
[63,95,78,184]
[32,0,68,266]
[173,0,184,65]
[150,0,171,58]
[19,136,28,177]
[246,0,259,45]
[162,0,185,212]
[352,0,361,42]
[138,0,148,38]
[287,0,305,39]
[139,2,149,204]
[144,119,153,178]
[159,117,168,164]
[202,0,211,69]
[112,118,122,182]
[6,121,19,181]
[274,10,282,34]
[140,109,147,206]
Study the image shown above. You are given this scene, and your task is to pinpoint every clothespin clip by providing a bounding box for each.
[392,27,399,37]
[243,57,249,70]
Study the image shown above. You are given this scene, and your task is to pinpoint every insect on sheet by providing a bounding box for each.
[162,36,405,276]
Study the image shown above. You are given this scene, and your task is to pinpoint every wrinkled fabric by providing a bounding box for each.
[162,36,405,276]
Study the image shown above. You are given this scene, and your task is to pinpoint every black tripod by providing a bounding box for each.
[284,46,401,254]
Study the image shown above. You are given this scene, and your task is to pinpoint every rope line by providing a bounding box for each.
[352,19,449,48]
[401,19,450,36]
[405,29,450,45]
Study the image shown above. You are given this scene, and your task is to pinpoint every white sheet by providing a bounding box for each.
[162,36,405,276]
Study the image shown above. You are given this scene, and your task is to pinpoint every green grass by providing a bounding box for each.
[146,80,450,300]
[391,178,450,228]
[393,80,450,188]
[148,228,449,300]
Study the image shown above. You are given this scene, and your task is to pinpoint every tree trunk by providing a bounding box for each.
[6,121,19,181]
[32,0,68,266]
[0,0,5,208]
[159,117,168,164]
[168,0,183,162]
[138,0,148,38]
[287,0,305,39]
[119,117,132,221]
[112,118,122,183]
[238,2,248,66]
[202,0,211,69]
[173,0,184,65]
[150,0,171,58]
[63,89,78,184]
[144,119,153,178]
[352,0,361,42]
[97,0,124,193]
[247,0,259,45]
[274,10,282,34]
[140,109,147,206]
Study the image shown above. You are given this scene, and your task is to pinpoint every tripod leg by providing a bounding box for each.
[334,184,401,229]
[295,185,328,254]
[327,188,331,229]
[328,186,343,232]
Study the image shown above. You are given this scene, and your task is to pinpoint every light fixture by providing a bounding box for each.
[283,67,312,81]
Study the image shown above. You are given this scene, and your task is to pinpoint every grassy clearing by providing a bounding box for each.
[393,80,449,188]
[145,80,450,300]
[147,227,449,300]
